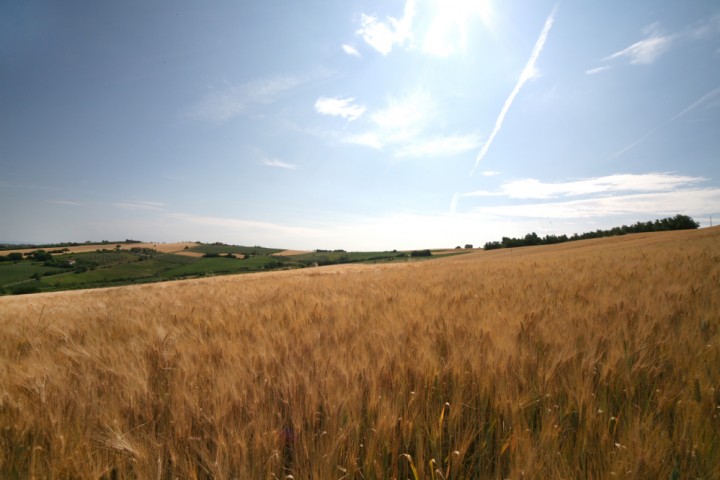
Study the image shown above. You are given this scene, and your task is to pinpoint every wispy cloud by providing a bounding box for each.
[480,170,501,177]
[49,200,85,206]
[605,34,674,65]
[341,44,361,57]
[463,173,705,200]
[452,172,718,221]
[475,188,720,219]
[585,65,611,75]
[167,213,321,237]
[314,96,366,121]
[187,74,309,123]
[590,17,720,73]
[356,0,416,55]
[340,89,481,158]
[471,5,558,174]
[259,157,298,170]
[113,201,166,211]
[394,133,482,158]
[686,15,720,40]
[610,85,720,159]
[370,89,436,141]
[343,132,384,150]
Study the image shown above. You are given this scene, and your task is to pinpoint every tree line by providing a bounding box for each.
[483,214,700,250]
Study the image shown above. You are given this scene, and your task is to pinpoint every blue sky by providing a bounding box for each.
[2,1,719,250]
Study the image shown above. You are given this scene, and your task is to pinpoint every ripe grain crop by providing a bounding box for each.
[1,228,719,478]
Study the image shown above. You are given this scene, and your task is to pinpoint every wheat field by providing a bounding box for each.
[1,228,719,479]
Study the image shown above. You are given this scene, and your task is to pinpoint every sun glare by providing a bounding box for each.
[423,0,493,56]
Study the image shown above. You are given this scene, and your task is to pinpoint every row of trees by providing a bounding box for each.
[484,214,700,250]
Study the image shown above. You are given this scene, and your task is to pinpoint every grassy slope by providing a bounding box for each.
[0,228,718,478]
[0,262,64,286]
[188,244,283,255]
[159,255,279,277]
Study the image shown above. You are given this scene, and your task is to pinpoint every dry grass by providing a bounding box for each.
[431,249,474,255]
[1,228,719,479]
[174,250,207,258]
[273,250,313,257]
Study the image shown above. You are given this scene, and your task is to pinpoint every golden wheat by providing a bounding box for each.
[1,228,718,478]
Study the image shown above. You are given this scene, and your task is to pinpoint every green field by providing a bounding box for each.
[0,262,65,286]
[0,243,465,295]
[40,254,198,286]
[160,256,280,278]
[288,250,404,266]
[188,244,283,255]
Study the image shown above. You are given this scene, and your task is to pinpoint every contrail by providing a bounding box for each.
[609,85,720,160]
[471,5,558,175]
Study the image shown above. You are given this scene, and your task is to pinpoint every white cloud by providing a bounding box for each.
[259,157,298,170]
[605,34,674,65]
[585,65,611,75]
[592,17,720,73]
[463,173,705,200]
[370,89,436,139]
[344,132,384,150]
[255,148,298,170]
[450,193,461,213]
[338,89,480,158]
[49,200,85,206]
[480,170,501,177]
[394,133,482,158]
[471,5,558,174]
[356,0,416,55]
[167,213,321,238]
[475,188,720,219]
[341,44,361,57]
[314,96,366,121]
[452,173,718,223]
[114,201,166,211]
[187,74,307,123]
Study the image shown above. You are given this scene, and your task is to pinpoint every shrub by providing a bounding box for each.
[10,284,41,295]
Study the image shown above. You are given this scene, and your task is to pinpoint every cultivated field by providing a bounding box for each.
[1,241,199,256]
[1,228,719,478]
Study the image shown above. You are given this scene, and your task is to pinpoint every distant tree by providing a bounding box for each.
[11,284,40,295]
[410,249,432,257]
[30,250,53,262]
[2,252,24,262]
[668,214,699,230]
[483,215,699,251]
[483,241,502,250]
[523,232,539,246]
